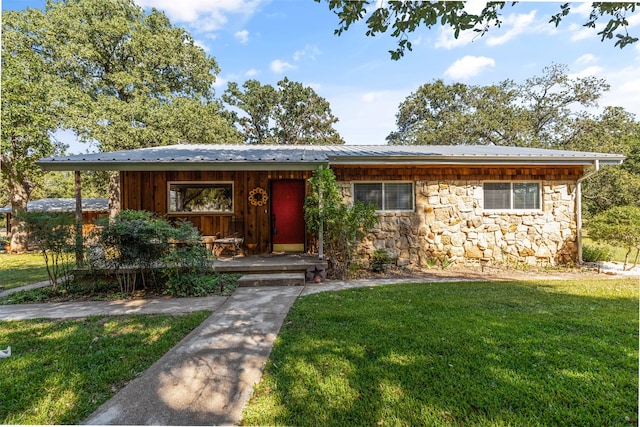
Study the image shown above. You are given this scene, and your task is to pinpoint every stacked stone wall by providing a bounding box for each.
[340,180,578,267]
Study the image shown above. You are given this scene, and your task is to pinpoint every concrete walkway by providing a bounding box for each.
[0,277,454,426]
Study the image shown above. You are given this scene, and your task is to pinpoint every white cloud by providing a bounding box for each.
[435,27,479,49]
[569,22,599,42]
[575,53,598,65]
[569,66,605,80]
[485,11,538,46]
[571,64,640,117]
[571,2,595,18]
[270,59,296,74]
[604,66,640,117]
[234,29,249,44]
[245,68,259,77]
[293,44,321,61]
[212,75,228,89]
[444,56,495,80]
[135,0,263,32]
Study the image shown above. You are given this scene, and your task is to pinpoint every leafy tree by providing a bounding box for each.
[575,107,640,217]
[388,64,608,148]
[316,1,639,59]
[224,77,345,145]
[273,78,344,145]
[587,206,640,270]
[18,0,240,214]
[304,168,378,279]
[223,80,279,144]
[1,9,65,251]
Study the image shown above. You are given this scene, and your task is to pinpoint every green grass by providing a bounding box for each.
[0,253,50,290]
[0,311,210,424]
[242,279,639,426]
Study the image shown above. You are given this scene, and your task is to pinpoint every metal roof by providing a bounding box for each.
[0,198,108,214]
[37,144,626,171]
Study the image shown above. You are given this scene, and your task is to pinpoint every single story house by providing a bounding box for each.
[1,198,108,235]
[37,144,625,266]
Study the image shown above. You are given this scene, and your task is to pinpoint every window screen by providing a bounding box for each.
[354,182,414,211]
[484,183,511,210]
[484,182,540,210]
[353,183,383,210]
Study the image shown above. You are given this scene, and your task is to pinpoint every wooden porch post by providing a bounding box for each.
[318,169,324,260]
[74,170,84,266]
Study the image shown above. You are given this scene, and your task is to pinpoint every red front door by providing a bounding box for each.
[271,180,305,252]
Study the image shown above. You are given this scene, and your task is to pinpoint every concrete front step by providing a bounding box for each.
[238,273,305,287]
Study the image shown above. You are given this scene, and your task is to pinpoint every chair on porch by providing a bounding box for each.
[212,217,244,257]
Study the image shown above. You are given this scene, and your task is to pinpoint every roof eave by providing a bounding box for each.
[37,160,329,172]
[327,155,626,166]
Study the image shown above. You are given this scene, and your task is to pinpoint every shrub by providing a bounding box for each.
[305,168,378,280]
[16,211,76,291]
[587,206,640,270]
[370,249,392,273]
[95,210,173,292]
[582,244,613,263]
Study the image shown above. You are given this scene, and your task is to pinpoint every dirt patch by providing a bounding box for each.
[353,262,637,282]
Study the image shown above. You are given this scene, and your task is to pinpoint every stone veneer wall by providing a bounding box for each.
[339,180,578,267]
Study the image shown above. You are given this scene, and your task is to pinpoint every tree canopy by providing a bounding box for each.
[2,0,240,248]
[317,1,640,59]
[387,64,609,149]
[224,78,345,145]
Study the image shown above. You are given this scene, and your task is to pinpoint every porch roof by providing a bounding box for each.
[0,198,108,214]
[37,144,625,171]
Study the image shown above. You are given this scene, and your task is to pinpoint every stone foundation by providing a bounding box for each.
[340,180,578,267]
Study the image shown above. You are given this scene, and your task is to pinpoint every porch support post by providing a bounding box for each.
[74,170,84,266]
[315,165,324,261]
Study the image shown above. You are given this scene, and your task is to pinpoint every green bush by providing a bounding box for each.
[16,211,76,291]
[305,168,378,280]
[370,249,392,273]
[587,206,640,270]
[582,244,613,263]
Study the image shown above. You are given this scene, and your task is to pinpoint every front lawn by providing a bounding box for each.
[242,279,638,426]
[0,312,210,424]
[0,253,50,290]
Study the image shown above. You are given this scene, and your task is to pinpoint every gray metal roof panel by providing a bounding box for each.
[0,198,108,213]
[37,144,625,171]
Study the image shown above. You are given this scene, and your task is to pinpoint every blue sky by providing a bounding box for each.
[4,0,640,152]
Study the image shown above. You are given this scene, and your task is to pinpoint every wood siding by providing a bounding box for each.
[331,165,585,182]
[120,170,313,254]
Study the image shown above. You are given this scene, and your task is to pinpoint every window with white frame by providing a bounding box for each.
[483,182,541,210]
[168,182,233,213]
[353,182,414,211]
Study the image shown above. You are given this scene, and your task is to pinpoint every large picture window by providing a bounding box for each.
[168,182,233,213]
[483,182,540,210]
[353,182,414,211]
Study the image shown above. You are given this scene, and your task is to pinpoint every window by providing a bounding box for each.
[353,182,414,211]
[483,182,540,210]
[168,182,233,213]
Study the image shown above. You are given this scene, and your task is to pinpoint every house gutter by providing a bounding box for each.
[576,160,600,264]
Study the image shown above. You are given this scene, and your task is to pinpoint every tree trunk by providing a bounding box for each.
[108,171,121,219]
[9,181,30,252]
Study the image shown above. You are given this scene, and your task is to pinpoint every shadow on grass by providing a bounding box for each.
[0,312,210,425]
[243,279,638,426]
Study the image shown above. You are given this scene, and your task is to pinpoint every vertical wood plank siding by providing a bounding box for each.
[120,170,313,254]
